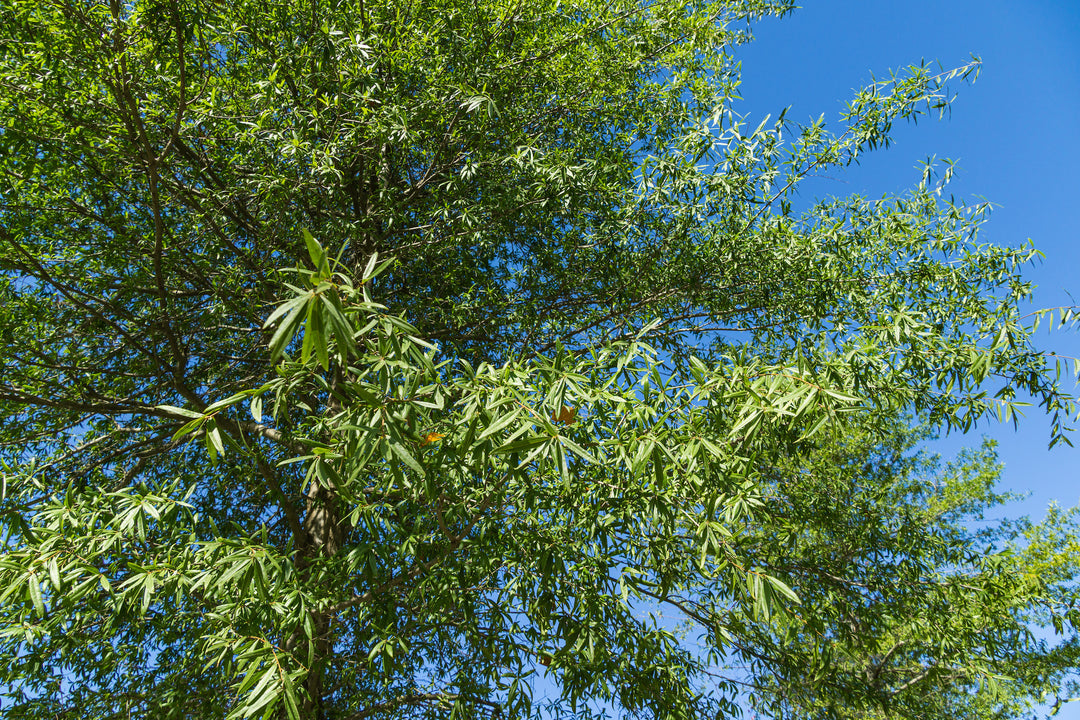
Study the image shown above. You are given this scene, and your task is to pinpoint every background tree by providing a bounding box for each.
[0,0,1077,718]
[722,418,1080,719]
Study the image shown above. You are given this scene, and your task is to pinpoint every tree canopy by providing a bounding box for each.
[0,1,1077,718]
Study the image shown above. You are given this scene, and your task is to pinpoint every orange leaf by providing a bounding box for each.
[551,406,576,425]
[420,432,445,445]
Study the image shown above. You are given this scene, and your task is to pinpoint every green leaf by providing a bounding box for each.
[559,435,597,464]
[303,229,330,277]
[267,295,311,362]
[157,405,204,419]
[47,557,61,592]
[204,391,252,415]
[389,440,425,478]
[205,421,225,463]
[493,434,549,455]
[27,575,45,616]
[765,575,801,605]
[476,408,522,442]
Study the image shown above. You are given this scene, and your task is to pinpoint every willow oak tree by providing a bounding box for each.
[0,0,1078,718]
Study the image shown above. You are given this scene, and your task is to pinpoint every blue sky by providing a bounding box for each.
[733,2,1080,714]
[735,1,1080,517]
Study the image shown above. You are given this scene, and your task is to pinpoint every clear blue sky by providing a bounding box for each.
[735,0,1080,514]
[734,2,1080,715]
